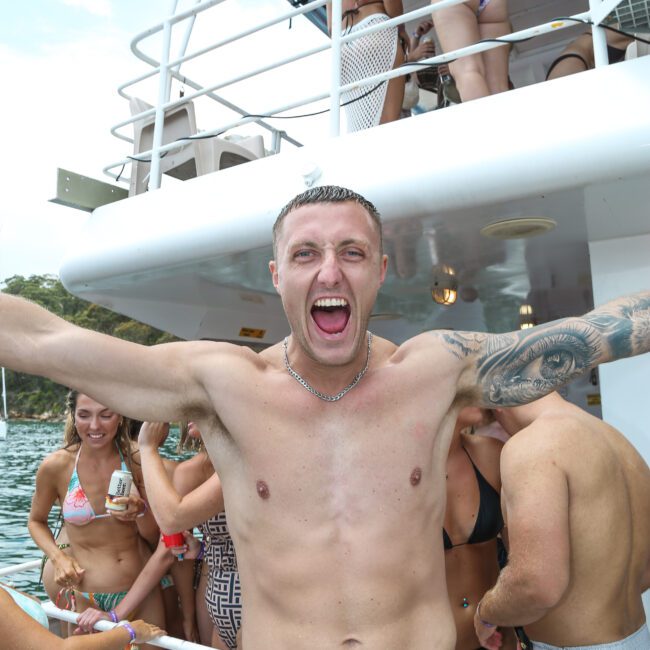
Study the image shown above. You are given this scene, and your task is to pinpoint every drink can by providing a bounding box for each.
[105,469,133,511]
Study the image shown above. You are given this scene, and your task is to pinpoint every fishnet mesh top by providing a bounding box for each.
[340,13,398,132]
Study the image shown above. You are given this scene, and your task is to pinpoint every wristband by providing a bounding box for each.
[196,540,206,562]
[476,601,496,628]
[108,609,118,623]
[118,620,137,643]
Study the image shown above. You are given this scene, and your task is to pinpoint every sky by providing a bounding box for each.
[0,0,330,285]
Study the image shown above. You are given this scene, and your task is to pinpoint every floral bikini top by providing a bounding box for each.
[62,445,131,526]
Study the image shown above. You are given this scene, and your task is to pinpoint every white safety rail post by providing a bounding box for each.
[330,0,342,137]
[589,0,626,66]
[41,601,212,649]
[149,2,176,191]
[0,560,42,577]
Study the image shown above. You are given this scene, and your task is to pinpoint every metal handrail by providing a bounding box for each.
[0,559,41,577]
[105,0,620,187]
[41,601,211,649]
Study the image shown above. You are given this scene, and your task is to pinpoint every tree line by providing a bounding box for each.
[1,275,178,419]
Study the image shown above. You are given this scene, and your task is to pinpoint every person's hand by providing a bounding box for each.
[129,620,166,643]
[74,608,109,633]
[53,554,85,588]
[108,494,147,522]
[474,608,503,650]
[410,40,436,61]
[175,530,201,560]
[138,421,170,450]
[415,19,433,38]
[182,617,200,643]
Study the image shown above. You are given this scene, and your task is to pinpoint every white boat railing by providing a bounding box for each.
[41,602,211,649]
[0,561,212,649]
[104,0,626,189]
[0,559,41,577]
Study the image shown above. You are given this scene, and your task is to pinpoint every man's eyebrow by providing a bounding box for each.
[339,238,369,248]
[289,240,319,250]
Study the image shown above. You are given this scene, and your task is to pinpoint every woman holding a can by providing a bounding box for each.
[28,391,165,637]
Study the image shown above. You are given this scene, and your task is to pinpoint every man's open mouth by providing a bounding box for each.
[311,298,351,335]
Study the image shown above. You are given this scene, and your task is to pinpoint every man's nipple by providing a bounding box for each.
[256,480,270,500]
[410,467,422,486]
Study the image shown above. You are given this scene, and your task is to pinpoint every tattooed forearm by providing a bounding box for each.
[442,291,650,407]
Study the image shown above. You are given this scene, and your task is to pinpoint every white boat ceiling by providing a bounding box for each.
[59,1,650,345]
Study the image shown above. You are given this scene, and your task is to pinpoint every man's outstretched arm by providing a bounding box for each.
[440,291,650,406]
[0,292,221,422]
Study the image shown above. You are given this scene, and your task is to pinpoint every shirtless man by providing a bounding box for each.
[475,393,650,650]
[1,186,649,649]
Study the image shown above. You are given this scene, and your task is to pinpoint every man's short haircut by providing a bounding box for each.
[272,185,383,257]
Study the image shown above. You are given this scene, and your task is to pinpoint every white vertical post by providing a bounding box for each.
[589,0,609,67]
[149,3,176,191]
[1,368,6,420]
[330,0,342,137]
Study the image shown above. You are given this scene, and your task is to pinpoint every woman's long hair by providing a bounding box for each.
[63,390,134,472]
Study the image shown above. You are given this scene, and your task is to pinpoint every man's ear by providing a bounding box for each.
[269,260,280,292]
[379,254,388,286]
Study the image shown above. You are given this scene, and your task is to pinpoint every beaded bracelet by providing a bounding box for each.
[476,600,496,628]
[108,609,118,623]
[118,620,137,643]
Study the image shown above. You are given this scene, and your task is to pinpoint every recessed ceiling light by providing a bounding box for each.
[480,217,556,240]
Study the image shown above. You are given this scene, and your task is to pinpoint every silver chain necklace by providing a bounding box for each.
[283,332,373,402]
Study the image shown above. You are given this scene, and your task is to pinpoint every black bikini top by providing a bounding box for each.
[443,447,504,550]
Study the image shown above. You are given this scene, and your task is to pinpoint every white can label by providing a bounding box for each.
[106,470,132,511]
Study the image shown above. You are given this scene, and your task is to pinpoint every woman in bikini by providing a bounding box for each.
[444,407,517,650]
[28,391,165,644]
[327,0,406,131]
[431,0,511,102]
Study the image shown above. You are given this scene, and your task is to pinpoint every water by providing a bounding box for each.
[0,421,60,598]
[0,420,185,599]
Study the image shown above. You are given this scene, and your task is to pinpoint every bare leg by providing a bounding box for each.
[478,0,511,95]
[161,582,184,640]
[196,568,215,646]
[380,38,406,124]
[432,0,489,102]
[131,587,166,650]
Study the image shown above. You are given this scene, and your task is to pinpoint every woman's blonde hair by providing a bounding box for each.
[63,390,134,471]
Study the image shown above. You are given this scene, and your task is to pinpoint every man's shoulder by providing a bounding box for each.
[186,338,275,375]
[393,330,474,363]
[502,414,582,463]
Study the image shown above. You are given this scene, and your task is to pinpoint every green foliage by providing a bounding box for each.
[1,274,179,419]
